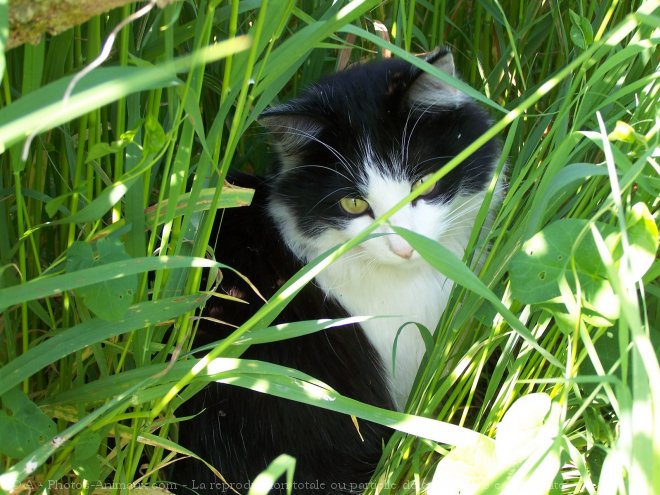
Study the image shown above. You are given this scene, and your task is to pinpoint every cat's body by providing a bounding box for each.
[173,50,500,494]
[173,176,395,493]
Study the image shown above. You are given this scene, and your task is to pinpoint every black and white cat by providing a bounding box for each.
[173,49,500,494]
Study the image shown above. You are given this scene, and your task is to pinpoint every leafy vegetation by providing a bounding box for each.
[0,0,658,494]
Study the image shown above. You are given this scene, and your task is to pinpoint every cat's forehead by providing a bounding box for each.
[295,60,481,152]
[361,165,412,195]
[304,60,424,126]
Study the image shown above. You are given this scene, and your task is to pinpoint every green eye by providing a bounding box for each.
[339,196,370,215]
[412,173,437,196]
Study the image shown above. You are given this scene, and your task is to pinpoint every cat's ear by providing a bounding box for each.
[259,108,325,165]
[406,48,468,107]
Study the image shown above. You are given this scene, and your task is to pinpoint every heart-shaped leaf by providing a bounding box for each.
[0,388,57,459]
[510,219,619,322]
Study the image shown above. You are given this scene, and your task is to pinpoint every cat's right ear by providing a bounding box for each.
[259,107,325,166]
[406,48,469,108]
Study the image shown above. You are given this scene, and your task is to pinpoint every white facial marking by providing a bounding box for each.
[268,157,498,409]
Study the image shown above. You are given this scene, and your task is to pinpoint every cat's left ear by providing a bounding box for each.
[406,48,468,107]
[258,107,326,166]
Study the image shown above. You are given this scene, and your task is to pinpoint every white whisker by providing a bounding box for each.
[269,126,358,179]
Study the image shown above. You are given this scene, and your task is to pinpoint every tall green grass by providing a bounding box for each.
[0,1,658,494]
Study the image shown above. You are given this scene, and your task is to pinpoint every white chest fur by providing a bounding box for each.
[316,257,452,409]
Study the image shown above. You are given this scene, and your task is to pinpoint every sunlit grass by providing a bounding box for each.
[0,1,658,494]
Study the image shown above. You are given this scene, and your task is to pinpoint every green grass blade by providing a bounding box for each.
[215,365,484,446]
[0,37,251,153]
[144,184,254,226]
[247,454,296,495]
[393,226,563,369]
[0,256,220,311]
[0,294,206,396]
[0,0,7,80]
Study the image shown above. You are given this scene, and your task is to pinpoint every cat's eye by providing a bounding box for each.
[412,173,438,196]
[339,196,370,215]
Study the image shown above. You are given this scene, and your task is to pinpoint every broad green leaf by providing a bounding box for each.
[44,193,74,218]
[510,219,620,318]
[569,10,594,49]
[511,212,657,323]
[0,37,251,153]
[0,388,57,459]
[71,430,104,481]
[72,429,104,460]
[428,435,497,495]
[585,446,607,485]
[85,141,129,164]
[66,238,137,320]
[143,115,167,153]
[65,241,96,272]
[0,373,160,491]
[429,394,561,495]
[621,202,658,281]
[73,457,101,483]
[495,393,554,464]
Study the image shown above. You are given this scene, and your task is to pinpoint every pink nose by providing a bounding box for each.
[388,238,414,259]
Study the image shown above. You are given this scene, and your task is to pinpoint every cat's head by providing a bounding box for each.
[261,49,501,268]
